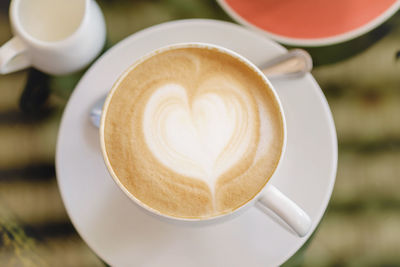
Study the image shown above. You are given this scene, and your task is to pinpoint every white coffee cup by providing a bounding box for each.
[0,0,106,75]
[100,43,312,237]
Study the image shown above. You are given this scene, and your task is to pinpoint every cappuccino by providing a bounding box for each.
[102,46,284,218]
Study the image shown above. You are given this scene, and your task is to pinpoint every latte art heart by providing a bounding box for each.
[103,47,284,218]
[143,81,256,194]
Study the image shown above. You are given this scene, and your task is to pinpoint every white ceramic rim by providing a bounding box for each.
[217,0,400,47]
[99,42,288,224]
[10,0,90,47]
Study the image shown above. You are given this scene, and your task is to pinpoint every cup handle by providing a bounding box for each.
[255,185,311,237]
[0,36,31,74]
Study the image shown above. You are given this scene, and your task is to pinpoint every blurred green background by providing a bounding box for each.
[1,0,400,266]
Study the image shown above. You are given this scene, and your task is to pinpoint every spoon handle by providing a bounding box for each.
[260,49,313,79]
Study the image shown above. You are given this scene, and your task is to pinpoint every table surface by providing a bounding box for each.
[1,1,400,266]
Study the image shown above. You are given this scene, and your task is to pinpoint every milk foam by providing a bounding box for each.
[103,47,284,218]
[143,81,257,193]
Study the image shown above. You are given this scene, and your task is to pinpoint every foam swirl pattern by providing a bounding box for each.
[103,47,284,218]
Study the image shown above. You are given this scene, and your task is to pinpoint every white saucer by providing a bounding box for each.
[56,19,337,267]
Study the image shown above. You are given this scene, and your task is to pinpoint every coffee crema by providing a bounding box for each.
[102,46,284,219]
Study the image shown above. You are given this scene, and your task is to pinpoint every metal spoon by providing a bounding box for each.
[90,49,312,128]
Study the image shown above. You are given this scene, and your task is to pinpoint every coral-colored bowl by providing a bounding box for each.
[218,0,400,46]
